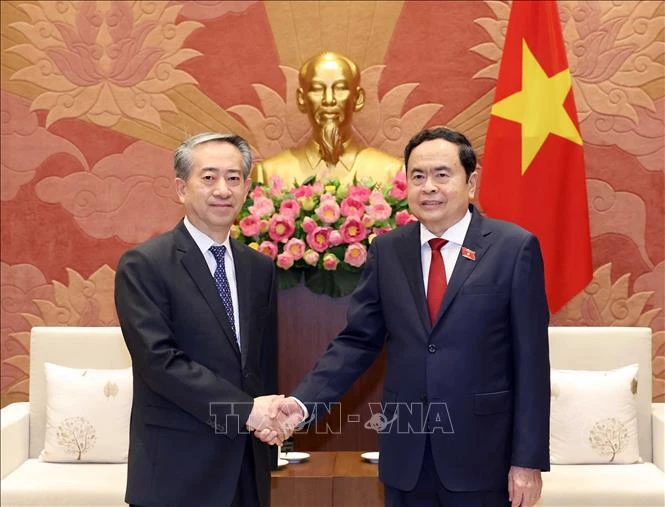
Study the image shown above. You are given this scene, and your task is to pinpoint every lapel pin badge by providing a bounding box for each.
[461,247,476,261]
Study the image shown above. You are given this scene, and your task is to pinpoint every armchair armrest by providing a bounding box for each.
[652,403,665,471]
[1,402,29,479]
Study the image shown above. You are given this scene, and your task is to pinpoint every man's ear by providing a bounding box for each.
[468,170,479,201]
[296,88,306,112]
[354,87,365,112]
[242,175,251,199]
[175,177,186,204]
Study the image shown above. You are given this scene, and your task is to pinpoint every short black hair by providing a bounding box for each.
[404,127,477,180]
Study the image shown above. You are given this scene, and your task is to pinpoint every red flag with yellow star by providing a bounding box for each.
[479,0,592,313]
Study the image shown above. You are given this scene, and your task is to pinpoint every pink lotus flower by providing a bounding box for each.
[280,199,301,219]
[239,215,261,237]
[268,214,296,243]
[258,241,278,259]
[340,197,365,218]
[293,185,314,198]
[269,175,285,197]
[276,252,295,270]
[348,185,372,203]
[329,230,343,246]
[389,171,408,200]
[322,253,340,271]
[312,182,324,194]
[368,201,392,221]
[284,238,306,260]
[340,217,368,243]
[373,225,393,236]
[250,186,265,200]
[362,214,375,228]
[344,243,368,267]
[249,196,275,218]
[315,199,341,224]
[306,226,331,252]
[320,192,336,202]
[396,210,417,226]
[302,216,317,234]
[259,219,270,233]
[303,249,320,266]
[369,190,387,205]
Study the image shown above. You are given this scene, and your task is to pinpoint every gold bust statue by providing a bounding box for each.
[251,52,403,187]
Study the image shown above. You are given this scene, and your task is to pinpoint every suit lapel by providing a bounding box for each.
[434,210,492,325]
[176,222,241,361]
[395,222,431,337]
[230,238,251,370]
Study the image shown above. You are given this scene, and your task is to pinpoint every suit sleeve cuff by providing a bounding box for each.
[289,396,309,423]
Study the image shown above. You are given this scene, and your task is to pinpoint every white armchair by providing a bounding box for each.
[542,327,665,506]
[1,327,130,506]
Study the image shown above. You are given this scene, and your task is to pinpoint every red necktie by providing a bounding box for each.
[427,238,448,325]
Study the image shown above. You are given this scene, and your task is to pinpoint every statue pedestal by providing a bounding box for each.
[277,282,385,451]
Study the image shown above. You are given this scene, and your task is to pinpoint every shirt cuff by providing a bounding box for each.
[289,396,309,423]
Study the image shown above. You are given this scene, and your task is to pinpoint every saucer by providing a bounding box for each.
[277,458,288,469]
[361,451,379,464]
[280,451,310,463]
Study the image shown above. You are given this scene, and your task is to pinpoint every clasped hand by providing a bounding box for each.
[246,395,304,445]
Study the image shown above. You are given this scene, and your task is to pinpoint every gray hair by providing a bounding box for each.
[174,132,252,180]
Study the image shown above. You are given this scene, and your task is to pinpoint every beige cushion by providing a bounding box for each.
[541,463,665,506]
[40,363,132,463]
[0,458,127,506]
[29,328,130,459]
[550,364,640,464]
[548,327,652,461]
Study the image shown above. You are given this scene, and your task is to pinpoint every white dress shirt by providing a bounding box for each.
[183,217,241,346]
[420,209,472,295]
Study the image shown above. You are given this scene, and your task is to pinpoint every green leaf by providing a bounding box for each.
[304,269,360,298]
[277,269,301,290]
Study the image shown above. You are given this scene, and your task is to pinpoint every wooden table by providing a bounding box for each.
[271,452,383,507]
[333,451,384,506]
[271,452,336,507]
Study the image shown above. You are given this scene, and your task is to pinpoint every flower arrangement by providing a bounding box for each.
[232,173,417,297]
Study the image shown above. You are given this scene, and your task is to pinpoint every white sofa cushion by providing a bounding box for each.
[548,327,653,462]
[550,364,640,464]
[541,463,665,506]
[28,327,131,459]
[39,363,132,463]
[0,458,127,506]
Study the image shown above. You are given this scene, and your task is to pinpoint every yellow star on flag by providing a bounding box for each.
[491,39,582,174]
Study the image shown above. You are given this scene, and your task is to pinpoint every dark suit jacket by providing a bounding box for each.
[115,220,277,506]
[292,208,550,492]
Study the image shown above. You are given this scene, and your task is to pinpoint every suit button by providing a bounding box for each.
[428,344,437,353]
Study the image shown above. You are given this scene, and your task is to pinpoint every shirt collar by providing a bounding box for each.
[183,217,232,257]
[303,136,363,173]
[419,209,472,247]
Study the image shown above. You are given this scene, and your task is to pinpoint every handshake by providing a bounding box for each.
[246,395,306,445]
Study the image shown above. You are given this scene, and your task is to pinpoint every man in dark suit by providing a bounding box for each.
[115,132,280,507]
[273,127,550,506]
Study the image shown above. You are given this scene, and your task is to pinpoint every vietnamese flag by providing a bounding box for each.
[479,0,592,313]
